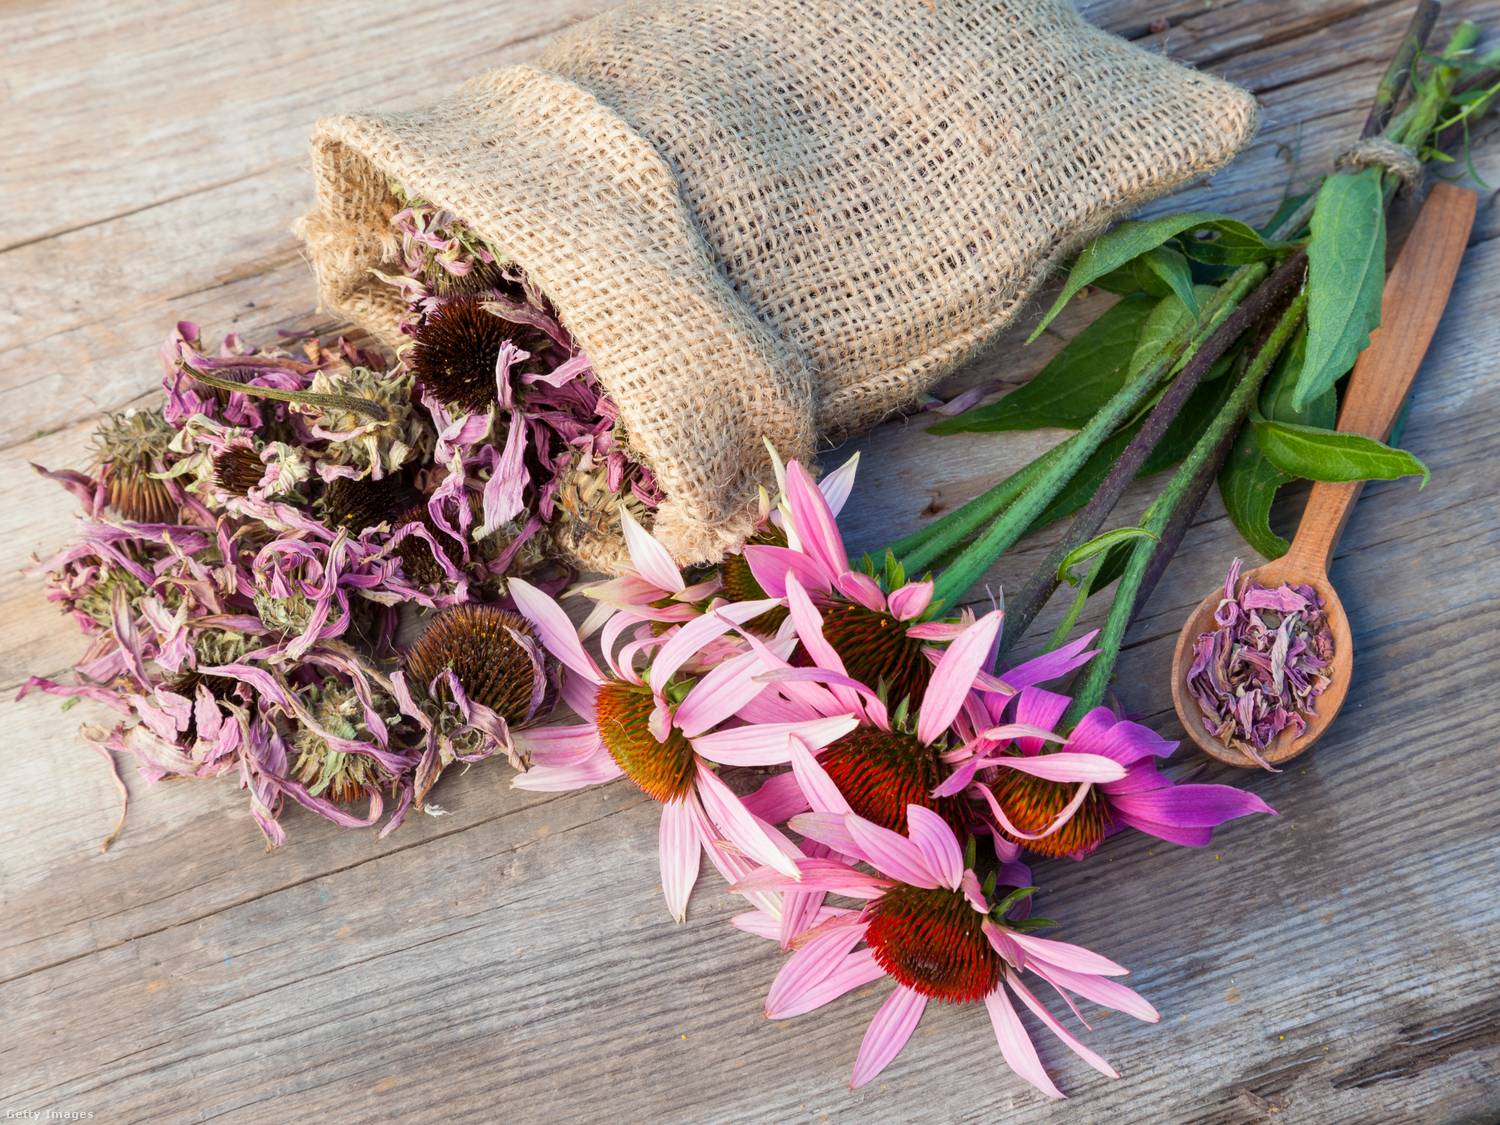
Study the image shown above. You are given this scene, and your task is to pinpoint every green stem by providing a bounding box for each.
[927,262,1265,611]
[1389,20,1482,152]
[184,366,390,423]
[1063,289,1309,724]
[892,438,1074,572]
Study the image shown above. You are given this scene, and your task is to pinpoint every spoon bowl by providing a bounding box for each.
[1171,555,1352,768]
[1170,182,1475,767]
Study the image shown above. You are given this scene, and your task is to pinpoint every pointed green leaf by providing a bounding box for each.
[1252,416,1429,485]
[930,295,1155,435]
[1029,213,1281,342]
[1296,167,1387,409]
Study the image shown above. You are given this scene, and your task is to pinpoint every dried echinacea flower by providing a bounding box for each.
[409,297,551,412]
[212,445,268,496]
[1186,559,1335,768]
[291,679,395,805]
[320,474,423,532]
[403,603,547,727]
[92,410,180,523]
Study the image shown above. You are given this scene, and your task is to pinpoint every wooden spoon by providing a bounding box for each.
[1171,182,1476,768]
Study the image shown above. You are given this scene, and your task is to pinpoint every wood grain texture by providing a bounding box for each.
[3,2,1499,1122]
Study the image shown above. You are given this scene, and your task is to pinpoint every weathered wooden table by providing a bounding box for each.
[4,2,1498,1121]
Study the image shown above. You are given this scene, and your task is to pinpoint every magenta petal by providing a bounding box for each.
[779,949,886,1020]
[851,986,927,1088]
[784,459,851,581]
[846,815,941,888]
[916,609,1003,745]
[1107,783,1275,828]
[743,543,832,599]
[1009,933,1128,977]
[741,770,811,824]
[1005,970,1118,1080]
[620,507,685,593]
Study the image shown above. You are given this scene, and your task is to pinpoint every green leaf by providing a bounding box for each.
[1177,218,1289,266]
[1057,527,1158,586]
[1217,324,1333,559]
[1296,167,1387,409]
[1029,212,1277,342]
[1219,431,1293,558]
[930,295,1155,435]
[1143,246,1200,319]
[1252,416,1430,485]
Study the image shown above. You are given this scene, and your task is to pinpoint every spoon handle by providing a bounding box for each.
[1284,183,1476,575]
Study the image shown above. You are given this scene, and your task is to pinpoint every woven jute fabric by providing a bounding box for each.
[298,0,1257,571]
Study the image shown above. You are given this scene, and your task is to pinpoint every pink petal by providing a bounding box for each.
[983,920,1028,969]
[1010,688,1072,753]
[904,805,965,890]
[835,570,886,613]
[1032,964,1160,1024]
[850,986,927,1088]
[660,797,701,922]
[787,811,859,855]
[512,724,604,767]
[846,815,941,888]
[959,869,989,914]
[991,752,1126,784]
[741,770,811,824]
[507,578,601,683]
[743,543,833,599]
[730,859,891,899]
[917,610,1003,745]
[1005,969,1119,1079]
[783,577,865,716]
[818,452,860,516]
[620,507,685,593]
[886,581,934,622]
[985,986,1065,1099]
[511,757,622,792]
[788,736,853,816]
[693,713,857,767]
[649,600,780,693]
[1010,932,1129,977]
[766,919,868,1018]
[695,761,800,878]
[784,459,850,580]
[778,948,886,1020]
[674,649,770,738]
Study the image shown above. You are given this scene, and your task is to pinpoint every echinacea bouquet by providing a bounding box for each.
[22,0,1497,1105]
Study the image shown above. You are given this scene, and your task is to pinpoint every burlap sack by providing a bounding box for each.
[298,0,1256,572]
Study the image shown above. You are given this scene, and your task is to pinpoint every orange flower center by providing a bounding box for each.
[595,680,697,803]
[989,767,1113,858]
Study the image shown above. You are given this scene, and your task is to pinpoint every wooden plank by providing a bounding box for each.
[3,1,1500,1121]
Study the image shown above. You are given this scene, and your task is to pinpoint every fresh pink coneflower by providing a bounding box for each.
[728,580,1123,839]
[733,756,1157,1096]
[739,456,947,707]
[506,574,855,921]
[938,684,1275,859]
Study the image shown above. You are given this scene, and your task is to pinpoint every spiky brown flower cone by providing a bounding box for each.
[865,884,1001,1003]
[818,726,966,834]
[409,297,553,412]
[103,462,178,524]
[212,447,267,496]
[394,505,461,586]
[320,475,423,532]
[820,602,932,708]
[403,604,542,725]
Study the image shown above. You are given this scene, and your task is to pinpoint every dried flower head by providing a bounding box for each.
[393,505,460,587]
[409,297,551,412]
[212,446,267,496]
[403,604,544,725]
[320,475,423,532]
[291,680,392,805]
[93,410,179,523]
